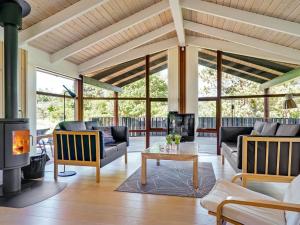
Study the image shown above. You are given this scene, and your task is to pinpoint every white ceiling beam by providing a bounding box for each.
[85,37,178,74]
[19,0,108,45]
[184,21,300,63]
[181,0,300,38]
[79,23,175,73]
[51,0,170,63]
[169,0,185,46]
[187,36,300,65]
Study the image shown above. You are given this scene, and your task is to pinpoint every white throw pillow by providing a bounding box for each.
[283,175,300,225]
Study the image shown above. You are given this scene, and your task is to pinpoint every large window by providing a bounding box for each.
[83,83,114,123]
[36,70,75,130]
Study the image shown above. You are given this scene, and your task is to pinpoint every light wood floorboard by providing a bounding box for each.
[0,153,236,225]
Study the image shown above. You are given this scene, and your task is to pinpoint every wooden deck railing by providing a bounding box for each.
[92,117,300,137]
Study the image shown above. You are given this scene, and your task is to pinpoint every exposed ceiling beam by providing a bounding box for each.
[100,52,167,82]
[117,64,168,87]
[79,23,174,73]
[169,0,185,46]
[86,38,178,73]
[107,56,167,84]
[50,0,170,62]
[202,49,282,76]
[199,57,270,81]
[260,67,300,90]
[186,36,300,66]
[181,0,300,38]
[19,0,108,45]
[184,21,300,63]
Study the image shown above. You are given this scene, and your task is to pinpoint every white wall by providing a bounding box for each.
[167,47,179,111]
[185,46,199,128]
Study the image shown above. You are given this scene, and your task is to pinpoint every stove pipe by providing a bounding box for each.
[0,0,31,119]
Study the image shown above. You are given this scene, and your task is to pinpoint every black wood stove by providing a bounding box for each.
[0,0,31,193]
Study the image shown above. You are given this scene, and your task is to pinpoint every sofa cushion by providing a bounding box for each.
[261,122,278,136]
[59,121,86,131]
[284,175,300,225]
[200,179,285,225]
[222,142,238,154]
[85,121,100,130]
[276,124,300,137]
[95,127,115,144]
[115,142,127,153]
[103,146,118,158]
[253,121,266,133]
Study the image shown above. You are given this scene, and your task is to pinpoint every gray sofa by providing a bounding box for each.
[57,120,129,168]
[221,121,300,175]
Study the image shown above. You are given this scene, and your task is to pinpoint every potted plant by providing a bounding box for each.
[166,134,173,150]
[174,134,181,150]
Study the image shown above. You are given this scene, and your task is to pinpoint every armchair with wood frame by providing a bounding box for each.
[201,136,300,225]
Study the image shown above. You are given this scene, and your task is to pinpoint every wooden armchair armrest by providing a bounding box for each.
[216,196,300,222]
[231,173,294,186]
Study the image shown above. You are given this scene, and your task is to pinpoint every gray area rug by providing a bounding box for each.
[116,161,216,198]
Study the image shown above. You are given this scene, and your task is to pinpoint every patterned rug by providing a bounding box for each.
[116,161,216,198]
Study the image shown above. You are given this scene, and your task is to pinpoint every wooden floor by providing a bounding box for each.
[0,153,236,225]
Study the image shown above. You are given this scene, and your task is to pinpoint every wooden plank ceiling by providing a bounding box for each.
[21,0,300,85]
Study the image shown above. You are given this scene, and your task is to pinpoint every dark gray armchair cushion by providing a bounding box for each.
[59,121,86,131]
[253,121,266,133]
[85,121,100,130]
[276,124,300,137]
[261,122,278,136]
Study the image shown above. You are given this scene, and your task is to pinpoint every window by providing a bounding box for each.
[83,83,114,98]
[198,65,217,97]
[36,70,75,130]
[37,70,74,94]
[222,73,262,96]
[119,79,146,98]
[83,83,114,124]
[83,99,114,123]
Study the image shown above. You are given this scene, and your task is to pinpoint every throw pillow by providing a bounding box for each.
[60,121,86,131]
[253,121,266,133]
[93,126,115,144]
[261,122,279,136]
[276,124,300,137]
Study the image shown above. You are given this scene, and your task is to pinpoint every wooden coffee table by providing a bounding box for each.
[141,142,199,189]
